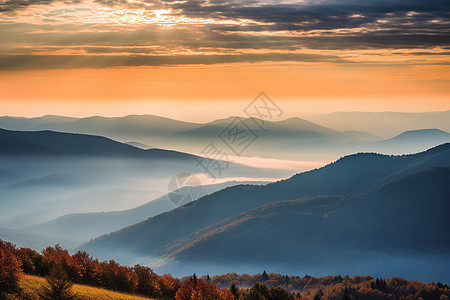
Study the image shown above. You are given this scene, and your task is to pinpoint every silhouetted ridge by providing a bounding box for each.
[0,128,199,160]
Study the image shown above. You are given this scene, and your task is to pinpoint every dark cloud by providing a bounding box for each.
[0,53,348,70]
[1,22,448,53]
[174,0,450,27]
[84,0,450,49]
[0,0,81,13]
[0,0,448,69]
[93,0,450,32]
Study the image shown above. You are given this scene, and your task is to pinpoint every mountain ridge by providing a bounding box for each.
[81,143,450,267]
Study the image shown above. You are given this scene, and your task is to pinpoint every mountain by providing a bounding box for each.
[305,111,450,136]
[0,115,200,133]
[0,128,283,229]
[0,114,374,160]
[0,115,77,131]
[5,189,156,228]
[0,227,82,250]
[21,181,268,241]
[2,114,449,161]
[126,141,152,149]
[365,129,450,155]
[81,143,450,272]
[0,128,197,159]
[384,129,450,143]
[205,116,335,134]
[168,167,450,264]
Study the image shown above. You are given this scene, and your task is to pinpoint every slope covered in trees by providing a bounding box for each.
[2,239,449,300]
[167,167,450,270]
[82,144,450,281]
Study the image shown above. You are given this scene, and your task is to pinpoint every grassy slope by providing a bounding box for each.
[20,275,154,300]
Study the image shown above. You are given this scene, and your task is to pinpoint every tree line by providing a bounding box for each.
[1,239,450,300]
[200,272,450,300]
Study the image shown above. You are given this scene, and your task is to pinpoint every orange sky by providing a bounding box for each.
[1,62,449,120]
[0,0,449,119]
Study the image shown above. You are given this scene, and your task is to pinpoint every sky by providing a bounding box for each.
[0,0,449,120]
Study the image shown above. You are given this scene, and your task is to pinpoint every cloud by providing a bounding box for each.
[0,52,349,70]
[0,0,448,69]
[0,0,81,13]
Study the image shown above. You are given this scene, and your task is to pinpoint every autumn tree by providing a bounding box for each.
[157,274,181,299]
[0,247,23,294]
[176,275,234,300]
[16,247,41,275]
[99,260,138,293]
[71,251,100,286]
[133,264,158,297]
[41,244,79,281]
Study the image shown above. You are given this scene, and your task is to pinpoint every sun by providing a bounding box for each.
[153,9,171,22]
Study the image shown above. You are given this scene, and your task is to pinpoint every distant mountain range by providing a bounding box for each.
[305,110,450,136]
[1,114,449,281]
[1,113,448,160]
[81,143,450,281]
[0,227,82,251]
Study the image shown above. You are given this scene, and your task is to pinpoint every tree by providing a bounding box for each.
[268,286,294,300]
[16,247,41,275]
[0,247,23,294]
[41,244,79,281]
[40,263,75,300]
[99,260,138,293]
[262,271,269,281]
[230,284,239,299]
[133,264,158,297]
[244,283,269,300]
[72,250,100,285]
[342,287,351,300]
[243,283,293,300]
[157,274,180,299]
[176,276,234,300]
[313,289,323,300]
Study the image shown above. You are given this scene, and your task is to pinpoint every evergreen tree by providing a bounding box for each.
[40,263,75,300]
[261,270,269,281]
[342,287,351,300]
[192,274,197,286]
[230,284,239,299]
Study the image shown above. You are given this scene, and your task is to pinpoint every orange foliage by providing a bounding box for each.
[0,243,23,293]
[176,275,234,300]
